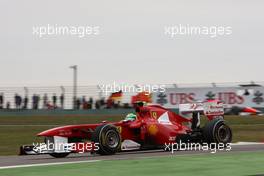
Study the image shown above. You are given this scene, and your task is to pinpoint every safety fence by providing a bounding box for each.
[0,81,263,110]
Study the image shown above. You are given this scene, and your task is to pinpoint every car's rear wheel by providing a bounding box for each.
[203,118,232,144]
[91,124,121,155]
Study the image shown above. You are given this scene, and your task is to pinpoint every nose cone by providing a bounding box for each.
[37,129,56,136]
[37,126,65,136]
[242,107,259,114]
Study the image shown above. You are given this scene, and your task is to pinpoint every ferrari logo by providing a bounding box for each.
[151,112,158,119]
[117,126,122,133]
[148,124,158,135]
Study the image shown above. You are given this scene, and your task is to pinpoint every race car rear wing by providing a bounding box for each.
[179,100,224,117]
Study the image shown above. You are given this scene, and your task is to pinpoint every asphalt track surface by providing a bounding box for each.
[0,144,263,168]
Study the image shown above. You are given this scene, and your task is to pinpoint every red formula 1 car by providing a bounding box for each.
[21,100,232,158]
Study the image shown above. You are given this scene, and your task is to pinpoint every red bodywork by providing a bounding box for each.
[38,105,192,147]
[242,107,260,115]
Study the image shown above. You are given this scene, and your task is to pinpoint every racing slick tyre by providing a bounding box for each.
[44,137,70,158]
[91,124,121,155]
[49,152,70,158]
[203,118,232,145]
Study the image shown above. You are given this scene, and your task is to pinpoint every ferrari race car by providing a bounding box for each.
[20,100,232,158]
[225,106,263,116]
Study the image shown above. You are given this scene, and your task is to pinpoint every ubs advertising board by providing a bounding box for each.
[152,87,264,108]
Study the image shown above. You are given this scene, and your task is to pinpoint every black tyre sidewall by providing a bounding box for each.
[49,152,70,158]
[92,124,121,155]
[203,118,232,145]
[44,137,70,158]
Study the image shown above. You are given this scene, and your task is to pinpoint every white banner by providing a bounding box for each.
[152,87,264,108]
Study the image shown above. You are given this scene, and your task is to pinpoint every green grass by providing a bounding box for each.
[0,151,264,176]
[0,115,264,155]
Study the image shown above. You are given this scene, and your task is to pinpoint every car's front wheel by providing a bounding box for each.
[49,152,70,158]
[91,124,121,155]
[44,137,70,158]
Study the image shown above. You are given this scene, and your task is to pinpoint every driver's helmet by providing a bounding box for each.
[125,113,137,121]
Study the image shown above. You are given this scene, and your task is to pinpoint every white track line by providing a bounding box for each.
[0,160,101,170]
[232,142,264,145]
[0,143,263,170]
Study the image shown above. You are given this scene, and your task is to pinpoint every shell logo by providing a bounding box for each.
[148,124,158,135]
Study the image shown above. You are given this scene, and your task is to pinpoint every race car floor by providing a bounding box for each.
[0,143,263,168]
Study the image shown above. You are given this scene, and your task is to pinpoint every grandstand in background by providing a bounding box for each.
[0,81,263,110]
